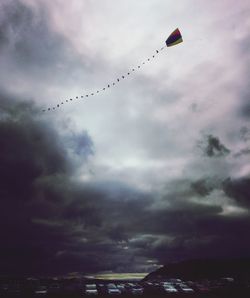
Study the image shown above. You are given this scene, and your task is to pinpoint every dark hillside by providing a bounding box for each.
[144,259,250,281]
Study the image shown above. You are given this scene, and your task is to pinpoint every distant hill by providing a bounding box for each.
[143,259,250,281]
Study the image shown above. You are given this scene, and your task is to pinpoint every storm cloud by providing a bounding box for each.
[0,0,250,276]
[199,134,231,158]
[223,177,250,207]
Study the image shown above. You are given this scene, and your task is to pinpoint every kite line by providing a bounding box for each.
[43,28,182,112]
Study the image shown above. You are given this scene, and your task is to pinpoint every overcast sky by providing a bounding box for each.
[0,0,250,276]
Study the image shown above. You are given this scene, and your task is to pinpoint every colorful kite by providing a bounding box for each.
[166,28,183,47]
[43,28,183,112]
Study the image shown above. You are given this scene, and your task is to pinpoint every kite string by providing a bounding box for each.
[43,45,167,112]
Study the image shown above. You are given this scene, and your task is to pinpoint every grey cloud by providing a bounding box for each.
[1,0,250,276]
[190,176,226,197]
[0,90,97,275]
[241,95,250,119]
[199,134,231,157]
[65,131,94,157]
[0,0,103,96]
[1,98,250,275]
[240,126,250,141]
[0,1,64,66]
[191,179,214,197]
[0,92,71,201]
[223,177,250,207]
[238,31,250,120]
[131,207,250,263]
[234,147,250,158]
[243,101,250,117]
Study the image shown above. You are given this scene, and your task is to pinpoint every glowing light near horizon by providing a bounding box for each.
[84,272,148,280]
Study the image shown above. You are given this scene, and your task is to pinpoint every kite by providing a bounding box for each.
[166,28,183,47]
[43,28,183,112]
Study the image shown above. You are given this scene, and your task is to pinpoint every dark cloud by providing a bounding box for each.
[0,91,159,275]
[126,199,250,264]
[199,134,231,157]
[240,126,250,141]
[191,179,214,196]
[0,93,71,201]
[1,99,250,276]
[242,102,250,119]
[0,90,96,275]
[0,0,250,277]
[240,91,250,120]
[190,176,226,197]
[223,177,250,207]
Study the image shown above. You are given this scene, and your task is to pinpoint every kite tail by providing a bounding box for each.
[43,28,183,112]
[42,45,167,112]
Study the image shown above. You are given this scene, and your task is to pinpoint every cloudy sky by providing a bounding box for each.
[0,0,250,276]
